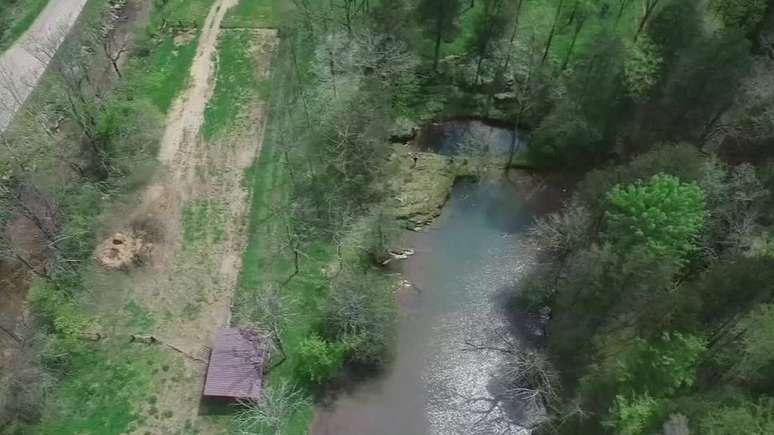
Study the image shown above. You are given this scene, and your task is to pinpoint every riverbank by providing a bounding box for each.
[392,120,532,230]
[313,168,565,434]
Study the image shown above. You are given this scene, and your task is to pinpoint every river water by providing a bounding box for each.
[312,124,554,435]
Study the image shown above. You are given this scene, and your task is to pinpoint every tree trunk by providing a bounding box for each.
[501,0,524,72]
[433,18,443,72]
[634,0,660,41]
[540,0,565,67]
[474,0,507,85]
[14,253,50,280]
[110,58,122,78]
[561,21,584,70]
[0,324,21,343]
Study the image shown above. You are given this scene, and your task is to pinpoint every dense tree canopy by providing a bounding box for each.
[605,174,706,262]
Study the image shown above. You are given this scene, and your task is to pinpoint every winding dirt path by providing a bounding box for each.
[105,0,278,432]
[158,0,238,166]
[0,0,89,133]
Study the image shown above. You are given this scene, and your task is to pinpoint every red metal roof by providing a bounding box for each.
[203,328,267,400]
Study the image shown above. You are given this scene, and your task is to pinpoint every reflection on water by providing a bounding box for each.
[419,120,526,156]
[313,180,544,435]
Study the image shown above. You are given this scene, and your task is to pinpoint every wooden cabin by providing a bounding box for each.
[203,328,267,401]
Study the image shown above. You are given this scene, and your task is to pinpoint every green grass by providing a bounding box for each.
[149,0,214,28]
[203,30,260,138]
[419,0,645,73]
[127,35,200,113]
[37,344,168,435]
[124,301,156,332]
[221,0,284,28]
[226,12,331,429]
[0,0,50,52]
[118,0,214,113]
[236,114,330,435]
[182,200,227,247]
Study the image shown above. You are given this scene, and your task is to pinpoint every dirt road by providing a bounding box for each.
[91,0,278,431]
[0,0,89,133]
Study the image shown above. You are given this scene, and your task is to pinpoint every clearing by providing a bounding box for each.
[33,0,279,433]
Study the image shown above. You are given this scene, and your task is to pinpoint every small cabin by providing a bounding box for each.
[203,328,267,401]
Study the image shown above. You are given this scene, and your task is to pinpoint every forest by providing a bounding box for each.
[2,0,774,433]
[270,0,774,433]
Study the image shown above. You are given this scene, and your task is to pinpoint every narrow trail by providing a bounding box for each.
[0,0,89,133]
[158,0,238,167]
[104,0,279,431]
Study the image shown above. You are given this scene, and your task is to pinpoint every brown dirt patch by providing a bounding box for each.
[94,232,152,271]
[173,28,197,47]
[82,2,279,433]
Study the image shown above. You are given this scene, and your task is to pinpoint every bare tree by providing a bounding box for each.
[100,0,130,78]
[528,199,592,258]
[634,0,662,40]
[462,327,561,430]
[243,285,296,371]
[0,326,55,427]
[234,382,310,435]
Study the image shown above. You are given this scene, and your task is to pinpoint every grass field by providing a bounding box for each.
[0,0,50,52]
[203,29,261,139]
[221,0,284,28]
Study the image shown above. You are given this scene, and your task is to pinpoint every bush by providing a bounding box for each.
[605,173,706,263]
[527,102,605,167]
[606,393,665,435]
[700,398,774,435]
[323,270,396,367]
[294,334,347,386]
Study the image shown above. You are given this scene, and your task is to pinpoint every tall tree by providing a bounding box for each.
[560,0,598,70]
[540,0,567,67]
[606,174,706,263]
[468,0,520,83]
[418,0,462,71]
[635,0,664,40]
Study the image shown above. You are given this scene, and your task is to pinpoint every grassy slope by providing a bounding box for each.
[0,0,50,52]
[24,0,215,434]
[210,2,330,433]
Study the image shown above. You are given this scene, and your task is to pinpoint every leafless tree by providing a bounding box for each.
[100,0,130,78]
[0,179,63,279]
[242,285,296,371]
[234,381,310,435]
[528,199,592,258]
[0,324,55,427]
[461,327,561,430]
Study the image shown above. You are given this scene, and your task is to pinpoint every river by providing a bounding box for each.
[312,123,557,435]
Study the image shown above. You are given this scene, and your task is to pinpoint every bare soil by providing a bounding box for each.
[82,0,279,430]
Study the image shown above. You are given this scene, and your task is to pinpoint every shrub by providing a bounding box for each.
[606,173,706,263]
[606,393,665,435]
[323,270,396,367]
[527,102,604,167]
[294,334,347,386]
